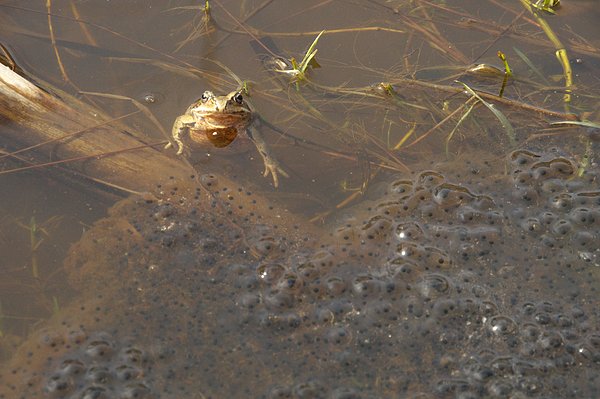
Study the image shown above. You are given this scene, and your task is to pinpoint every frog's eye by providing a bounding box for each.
[233,92,244,105]
[201,91,211,102]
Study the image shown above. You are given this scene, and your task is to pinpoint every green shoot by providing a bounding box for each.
[274,30,325,89]
[297,30,323,75]
[497,51,512,77]
[52,296,60,315]
[16,215,63,280]
[496,51,512,98]
[532,0,560,14]
[375,83,429,111]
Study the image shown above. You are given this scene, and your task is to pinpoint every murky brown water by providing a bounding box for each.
[1,1,600,398]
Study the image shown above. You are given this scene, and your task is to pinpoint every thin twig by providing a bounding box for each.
[69,1,98,46]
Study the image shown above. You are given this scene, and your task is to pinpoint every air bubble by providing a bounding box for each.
[394,222,425,241]
[488,315,517,336]
[256,263,286,284]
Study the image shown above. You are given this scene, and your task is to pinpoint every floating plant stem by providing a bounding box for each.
[519,0,572,108]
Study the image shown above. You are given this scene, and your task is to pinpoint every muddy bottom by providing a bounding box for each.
[1,147,599,399]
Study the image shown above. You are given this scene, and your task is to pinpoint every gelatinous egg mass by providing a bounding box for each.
[1,150,599,398]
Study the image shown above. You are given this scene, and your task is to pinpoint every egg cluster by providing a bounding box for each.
[42,331,154,399]
[1,150,599,398]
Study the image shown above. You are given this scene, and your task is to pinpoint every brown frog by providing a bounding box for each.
[166,90,288,187]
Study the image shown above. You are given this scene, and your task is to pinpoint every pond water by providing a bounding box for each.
[1,1,599,398]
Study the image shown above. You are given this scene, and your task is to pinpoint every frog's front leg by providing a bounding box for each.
[166,114,196,155]
[247,126,289,188]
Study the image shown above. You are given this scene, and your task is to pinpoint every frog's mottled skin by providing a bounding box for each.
[167,90,288,187]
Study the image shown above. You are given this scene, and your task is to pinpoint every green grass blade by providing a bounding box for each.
[299,30,325,71]
[446,102,475,156]
[513,46,549,84]
[457,81,516,145]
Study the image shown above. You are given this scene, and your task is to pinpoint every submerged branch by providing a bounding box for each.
[0,64,189,192]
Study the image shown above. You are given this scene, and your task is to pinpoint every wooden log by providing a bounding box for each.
[0,63,189,192]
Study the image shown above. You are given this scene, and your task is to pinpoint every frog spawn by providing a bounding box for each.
[230,151,600,397]
[1,174,313,399]
[1,151,599,398]
[509,150,600,269]
[42,332,153,399]
[0,309,159,399]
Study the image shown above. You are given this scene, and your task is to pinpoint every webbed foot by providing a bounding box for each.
[261,156,289,188]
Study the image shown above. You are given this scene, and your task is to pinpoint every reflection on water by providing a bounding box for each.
[1,0,600,398]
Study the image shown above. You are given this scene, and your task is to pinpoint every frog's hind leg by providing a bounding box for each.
[246,126,289,187]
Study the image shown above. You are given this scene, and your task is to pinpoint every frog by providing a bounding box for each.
[166,90,288,187]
